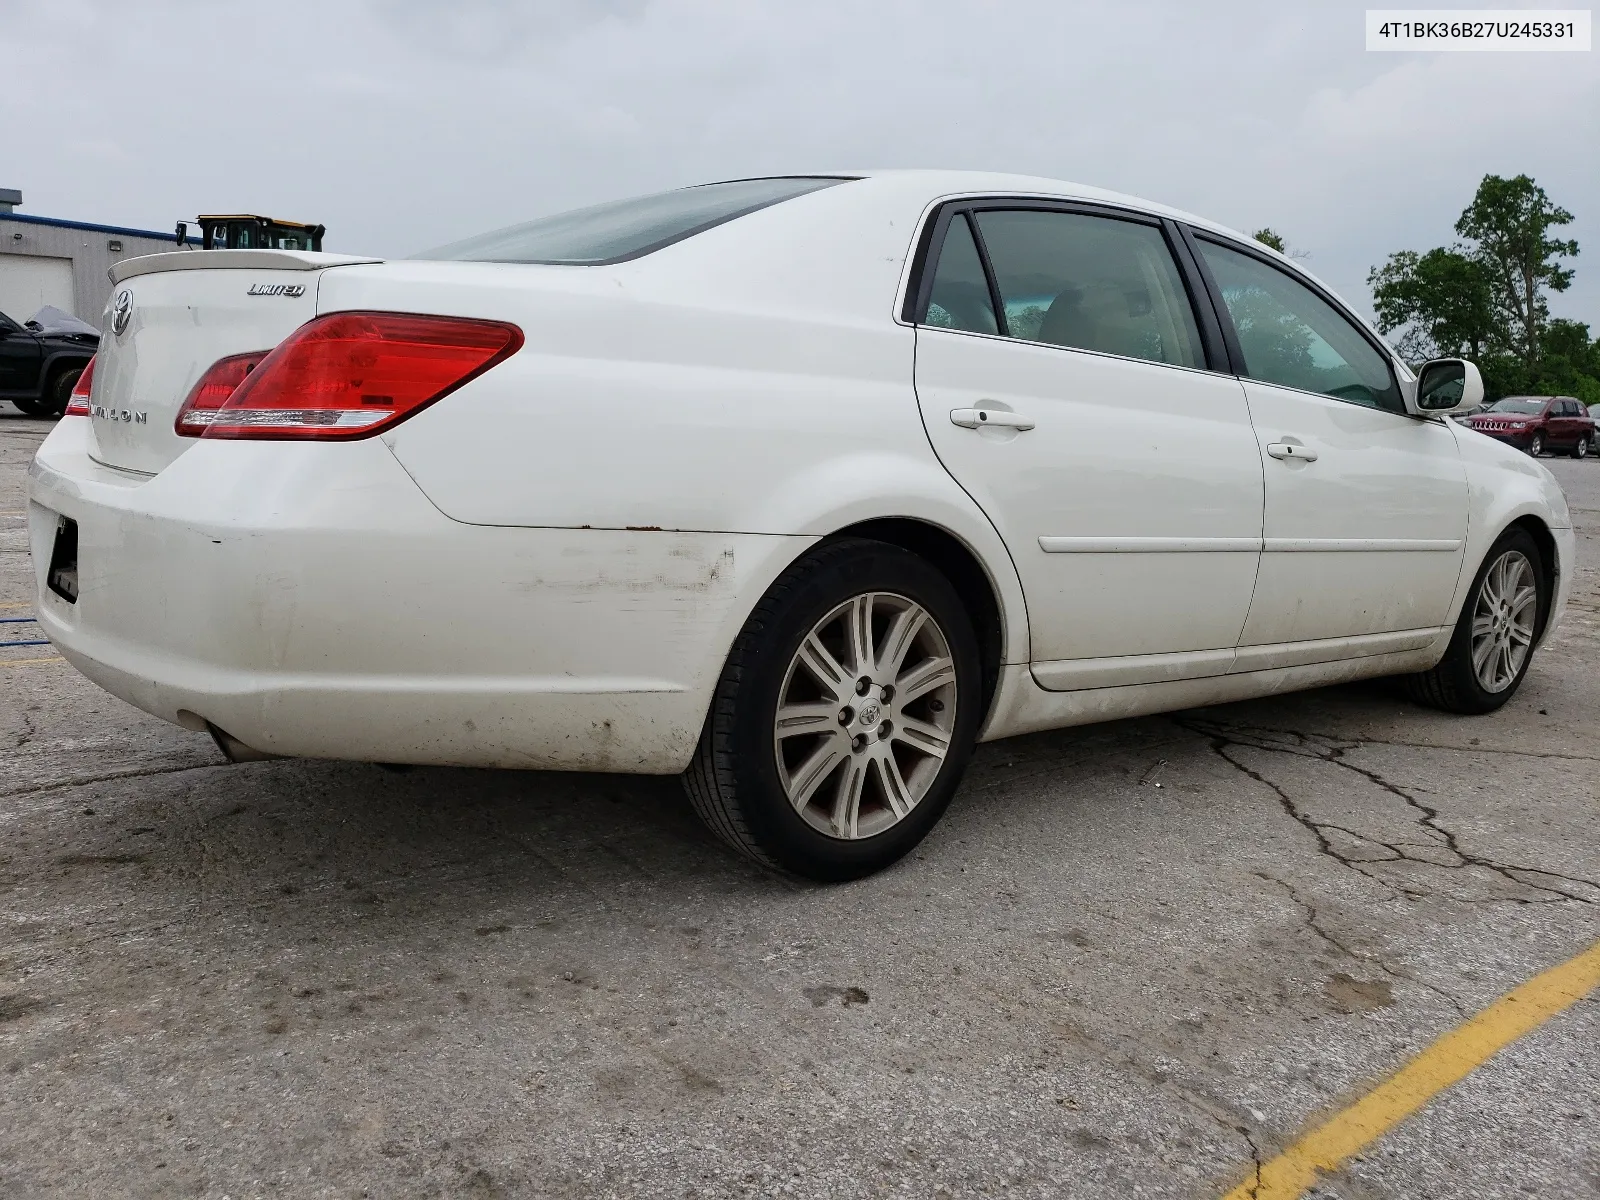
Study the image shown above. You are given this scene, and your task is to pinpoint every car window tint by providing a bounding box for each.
[416,177,849,265]
[1197,239,1402,413]
[970,210,1203,369]
[923,215,998,335]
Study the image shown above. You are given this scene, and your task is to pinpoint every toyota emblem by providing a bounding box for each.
[111,289,133,336]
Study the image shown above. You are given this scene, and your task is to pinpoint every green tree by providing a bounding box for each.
[1252,228,1309,260]
[1368,247,1499,363]
[1537,319,1600,405]
[1367,174,1590,401]
[1455,174,1579,367]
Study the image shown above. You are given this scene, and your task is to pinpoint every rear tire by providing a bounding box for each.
[1400,528,1547,715]
[684,537,983,881]
[43,368,81,419]
[14,368,80,419]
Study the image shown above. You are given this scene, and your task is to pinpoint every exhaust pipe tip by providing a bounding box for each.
[206,722,285,764]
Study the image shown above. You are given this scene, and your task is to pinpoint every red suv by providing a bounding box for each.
[1464,396,1594,459]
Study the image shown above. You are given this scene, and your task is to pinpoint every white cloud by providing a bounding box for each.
[1,0,1594,324]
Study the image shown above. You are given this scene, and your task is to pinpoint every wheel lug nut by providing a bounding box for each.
[851,734,867,753]
[856,677,872,696]
[880,685,895,703]
[878,720,892,739]
[928,699,944,713]
[838,707,853,725]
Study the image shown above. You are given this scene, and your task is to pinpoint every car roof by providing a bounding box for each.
[841,169,1233,235]
[817,169,1365,326]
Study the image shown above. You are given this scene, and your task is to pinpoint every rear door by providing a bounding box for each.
[1544,400,1565,447]
[1190,234,1468,656]
[1557,399,1585,446]
[911,202,1265,689]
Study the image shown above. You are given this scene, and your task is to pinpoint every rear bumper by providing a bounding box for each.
[27,422,807,772]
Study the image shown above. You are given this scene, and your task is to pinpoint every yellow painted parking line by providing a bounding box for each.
[0,601,33,610]
[1223,938,1600,1199]
[0,656,65,669]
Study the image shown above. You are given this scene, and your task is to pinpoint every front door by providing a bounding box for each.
[911,205,1265,689]
[1192,235,1468,656]
[0,313,42,394]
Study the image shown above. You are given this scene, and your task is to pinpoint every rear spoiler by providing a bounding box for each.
[110,249,381,285]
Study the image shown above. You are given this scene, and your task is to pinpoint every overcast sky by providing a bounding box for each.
[4,0,1596,326]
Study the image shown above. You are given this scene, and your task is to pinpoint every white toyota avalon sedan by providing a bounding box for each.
[29,171,1573,880]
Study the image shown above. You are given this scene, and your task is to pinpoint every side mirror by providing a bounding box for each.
[1412,358,1483,415]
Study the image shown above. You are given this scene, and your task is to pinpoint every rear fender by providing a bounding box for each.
[737,450,1030,667]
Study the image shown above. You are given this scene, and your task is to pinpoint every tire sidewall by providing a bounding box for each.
[1437,528,1548,713]
[1529,434,1543,456]
[45,368,80,419]
[724,540,983,881]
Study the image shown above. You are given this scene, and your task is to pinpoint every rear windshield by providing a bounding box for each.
[1488,398,1546,414]
[417,177,850,266]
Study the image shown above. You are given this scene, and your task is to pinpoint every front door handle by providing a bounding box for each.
[950,407,1035,431]
[1266,442,1317,462]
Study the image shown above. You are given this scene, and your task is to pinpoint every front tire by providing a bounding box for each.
[1401,528,1547,714]
[1572,437,1588,459]
[684,538,983,881]
[1528,433,1544,457]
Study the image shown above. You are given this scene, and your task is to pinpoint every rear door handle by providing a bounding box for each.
[1266,442,1317,462]
[950,408,1035,431]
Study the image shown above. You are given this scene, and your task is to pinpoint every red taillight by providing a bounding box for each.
[173,312,523,440]
[63,356,96,416]
[174,352,272,436]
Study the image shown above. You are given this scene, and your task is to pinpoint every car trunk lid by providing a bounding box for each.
[88,250,378,474]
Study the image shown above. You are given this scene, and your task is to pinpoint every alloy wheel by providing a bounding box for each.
[773,591,957,840]
[1529,434,1544,456]
[1470,550,1537,693]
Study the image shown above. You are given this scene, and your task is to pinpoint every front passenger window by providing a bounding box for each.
[1197,238,1403,414]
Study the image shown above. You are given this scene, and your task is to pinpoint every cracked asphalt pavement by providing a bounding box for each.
[2,407,1597,1199]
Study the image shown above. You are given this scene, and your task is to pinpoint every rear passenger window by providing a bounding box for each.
[923,215,998,335]
[971,210,1204,369]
